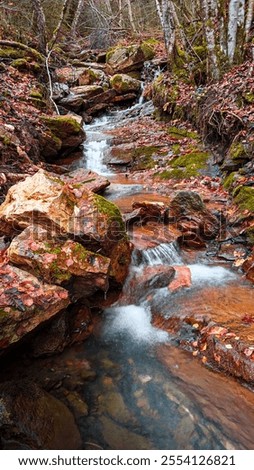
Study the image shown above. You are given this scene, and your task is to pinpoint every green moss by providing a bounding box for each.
[93,194,125,233]
[246,227,254,245]
[0,134,11,146]
[223,172,237,191]
[132,145,166,170]
[172,144,180,155]
[140,41,155,60]
[243,92,254,104]
[229,142,247,160]
[29,88,43,99]
[233,186,254,212]
[167,126,199,140]
[41,116,82,138]
[155,149,209,180]
[110,74,139,93]
[0,308,9,320]
[0,47,26,59]
[50,260,71,282]
[193,45,207,60]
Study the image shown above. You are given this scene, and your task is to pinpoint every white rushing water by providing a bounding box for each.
[103,304,169,344]
[188,264,237,285]
[136,242,183,266]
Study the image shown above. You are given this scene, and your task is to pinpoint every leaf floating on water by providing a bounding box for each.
[243,348,253,357]
[208,326,228,336]
[225,344,233,349]
[242,314,254,324]
[192,323,199,329]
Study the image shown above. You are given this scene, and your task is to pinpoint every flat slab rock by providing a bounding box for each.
[0,263,69,351]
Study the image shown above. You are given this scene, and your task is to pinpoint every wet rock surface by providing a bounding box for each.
[0,380,81,449]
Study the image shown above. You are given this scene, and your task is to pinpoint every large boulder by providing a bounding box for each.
[0,381,81,449]
[110,74,141,94]
[7,225,111,297]
[0,262,69,350]
[40,115,85,159]
[169,191,219,246]
[0,170,131,284]
[106,42,155,74]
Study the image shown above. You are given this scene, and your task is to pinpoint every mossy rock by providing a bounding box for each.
[223,172,239,191]
[29,88,43,99]
[229,142,248,161]
[233,186,254,212]
[156,148,209,180]
[140,41,156,60]
[243,92,254,104]
[41,115,83,139]
[167,126,199,140]
[0,45,43,62]
[110,74,141,93]
[11,58,41,73]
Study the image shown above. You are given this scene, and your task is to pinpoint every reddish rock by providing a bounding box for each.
[60,168,110,194]
[7,225,111,297]
[242,255,254,283]
[0,263,69,351]
[168,266,192,292]
[0,170,132,285]
[125,200,169,226]
[170,191,219,245]
[122,265,175,303]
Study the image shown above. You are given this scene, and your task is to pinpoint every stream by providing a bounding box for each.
[64,101,254,450]
[2,99,254,451]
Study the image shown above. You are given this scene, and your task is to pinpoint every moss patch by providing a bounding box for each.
[223,172,238,191]
[233,186,254,212]
[229,142,248,161]
[167,126,199,140]
[41,116,82,139]
[93,194,125,233]
[156,149,209,180]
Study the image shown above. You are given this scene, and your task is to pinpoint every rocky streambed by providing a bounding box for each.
[0,41,254,450]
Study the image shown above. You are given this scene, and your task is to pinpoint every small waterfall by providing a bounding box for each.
[102,304,169,345]
[134,242,183,267]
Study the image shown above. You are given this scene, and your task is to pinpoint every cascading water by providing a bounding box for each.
[32,87,254,450]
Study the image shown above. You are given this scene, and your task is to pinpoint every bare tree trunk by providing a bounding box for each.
[201,0,219,80]
[49,0,70,49]
[70,0,85,37]
[126,0,137,33]
[32,0,47,54]
[245,0,254,39]
[105,0,113,15]
[155,0,176,55]
[227,0,240,63]
[119,0,124,28]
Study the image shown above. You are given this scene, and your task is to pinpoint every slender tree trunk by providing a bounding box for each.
[119,0,124,28]
[245,0,254,39]
[201,0,219,80]
[49,0,70,49]
[155,0,176,55]
[126,0,137,33]
[70,0,85,37]
[227,0,240,62]
[32,0,47,54]
[105,0,113,15]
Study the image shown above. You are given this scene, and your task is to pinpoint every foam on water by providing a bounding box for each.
[189,264,237,285]
[102,304,169,344]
